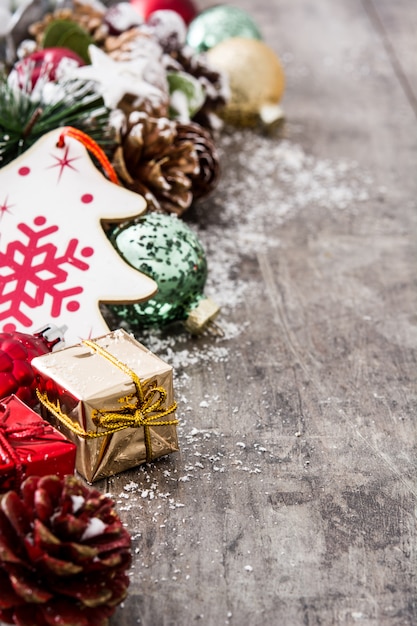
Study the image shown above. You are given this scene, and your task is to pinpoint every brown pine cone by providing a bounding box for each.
[0,475,131,626]
[104,28,161,63]
[176,121,220,200]
[111,110,200,215]
[29,0,109,47]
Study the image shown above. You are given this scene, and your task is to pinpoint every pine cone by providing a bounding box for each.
[111,110,199,215]
[176,122,220,200]
[0,475,131,626]
[29,0,108,48]
[104,28,160,63]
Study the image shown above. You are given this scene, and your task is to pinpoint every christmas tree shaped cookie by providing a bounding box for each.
[0,128,157,345]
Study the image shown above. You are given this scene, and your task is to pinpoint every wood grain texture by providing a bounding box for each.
[0,1,409,625]
[103,1,417,625]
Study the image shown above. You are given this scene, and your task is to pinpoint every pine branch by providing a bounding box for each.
[0,74,112,167]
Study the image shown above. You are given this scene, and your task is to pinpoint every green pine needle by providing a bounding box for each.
[0,73,112,167]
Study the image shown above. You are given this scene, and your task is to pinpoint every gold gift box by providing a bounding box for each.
[32,329,178,483]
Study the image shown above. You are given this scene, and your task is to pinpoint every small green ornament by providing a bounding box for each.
[108,213,220,333]
[167,71,205,120]
[186,5,262,53]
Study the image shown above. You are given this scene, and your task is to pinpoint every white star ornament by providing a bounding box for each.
[69,45,164,109]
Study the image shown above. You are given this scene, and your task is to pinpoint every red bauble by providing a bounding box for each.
[0,325,65,407]
[14,47,85,89]
[130,0,198,24]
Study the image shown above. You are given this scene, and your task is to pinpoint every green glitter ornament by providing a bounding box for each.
[108,213,220,333]
[186,5,262,53]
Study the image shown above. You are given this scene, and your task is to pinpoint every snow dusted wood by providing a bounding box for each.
[102,0,417,624]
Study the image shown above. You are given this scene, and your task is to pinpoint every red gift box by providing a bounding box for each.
[0,395,77,492]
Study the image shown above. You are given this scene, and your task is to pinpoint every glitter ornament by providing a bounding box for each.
[108,213,220,333]
[130,0,198,25]
[206,37,285,128]
[186,5,262,53]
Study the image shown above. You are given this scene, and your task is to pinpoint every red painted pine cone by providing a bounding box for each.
[0,474,132,626]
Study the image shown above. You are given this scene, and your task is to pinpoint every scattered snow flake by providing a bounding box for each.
[124,481,139,492]
[178,475,192,482]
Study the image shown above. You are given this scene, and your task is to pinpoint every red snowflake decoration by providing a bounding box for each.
[0,216,93,330]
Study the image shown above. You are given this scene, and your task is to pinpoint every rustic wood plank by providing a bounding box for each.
[362,0,417,110]
[103,0,417,624]
[1,0,414,624]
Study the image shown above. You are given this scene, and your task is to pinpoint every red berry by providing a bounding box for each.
[0,327,65,407]
[0,339,27,362]
[0,372,17,397]
[0,350,13,372]
[13,360,35,387]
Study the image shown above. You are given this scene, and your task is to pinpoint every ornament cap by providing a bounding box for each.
[33,323,67,350]
[184,297,220,334]
[259,103,285,127]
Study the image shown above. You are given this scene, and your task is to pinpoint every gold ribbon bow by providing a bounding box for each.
[36,339,178,462]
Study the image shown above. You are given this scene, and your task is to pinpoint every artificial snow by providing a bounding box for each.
[81,517,107,540]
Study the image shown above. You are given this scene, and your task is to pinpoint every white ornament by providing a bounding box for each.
[0,128,157,345]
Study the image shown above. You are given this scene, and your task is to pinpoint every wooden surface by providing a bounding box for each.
[101,1,416,625]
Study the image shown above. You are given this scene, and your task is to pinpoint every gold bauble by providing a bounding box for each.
[206,37,285,128]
